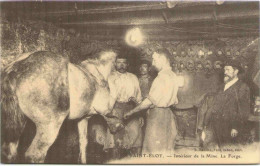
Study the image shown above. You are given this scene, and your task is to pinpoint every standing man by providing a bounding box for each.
[197,60,251,149]
[138,59,153,151]
[104,54,144,159]
[138,59,153,98]
[124,49,179,154]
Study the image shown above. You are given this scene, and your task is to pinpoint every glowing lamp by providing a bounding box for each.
[125,28,144,47]
[216,0,225,5]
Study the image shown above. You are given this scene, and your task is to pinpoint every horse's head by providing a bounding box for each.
[95,50,118,81]
[82,50,117,82]
[71,50,117,118]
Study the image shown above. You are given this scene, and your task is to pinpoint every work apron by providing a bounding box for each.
[142,107,178,154]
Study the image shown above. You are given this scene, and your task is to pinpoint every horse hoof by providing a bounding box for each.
[78,152,87,164]
[25,152,45,163]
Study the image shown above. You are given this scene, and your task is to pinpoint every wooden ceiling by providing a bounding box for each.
[1,1,259,41]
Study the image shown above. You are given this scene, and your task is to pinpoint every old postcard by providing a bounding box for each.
[1,0,259,164]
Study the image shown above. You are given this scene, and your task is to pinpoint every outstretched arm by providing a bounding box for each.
[124,74,163,119]
[124,98,152,119]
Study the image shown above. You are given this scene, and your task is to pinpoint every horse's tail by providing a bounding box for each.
[1,69,27,144]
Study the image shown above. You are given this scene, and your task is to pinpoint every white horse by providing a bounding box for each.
[1,50,121,163]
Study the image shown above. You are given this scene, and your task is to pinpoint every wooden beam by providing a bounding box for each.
[71,24,258,37]
[60,8,258,26]
[62,20,258,31]
[84,31,258,41]
[146,32,259,40]
[32,1,218,17]
[33,3,166,17]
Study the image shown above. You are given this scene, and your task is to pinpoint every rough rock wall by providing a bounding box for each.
[0,18,66,69]
[0,18,119,69]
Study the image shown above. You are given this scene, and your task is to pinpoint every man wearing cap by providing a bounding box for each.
[124,49,179,154]
[197,60,251,149]
[103,54,144,159]
[137,59,154,149]
[138,59,153,98]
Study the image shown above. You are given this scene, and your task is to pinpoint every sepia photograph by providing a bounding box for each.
[0,0,260,164]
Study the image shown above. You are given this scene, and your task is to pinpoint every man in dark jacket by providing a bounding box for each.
[197,60,251,149]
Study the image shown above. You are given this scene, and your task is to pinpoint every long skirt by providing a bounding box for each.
[142,107,178,154]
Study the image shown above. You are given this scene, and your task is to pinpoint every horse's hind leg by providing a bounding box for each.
[24,113,67,163]
[1,121,27,163]
[2,140,20,163]
[78,117,89,164]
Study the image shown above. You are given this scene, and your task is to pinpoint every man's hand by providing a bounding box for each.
[124,111,133,120]
[128,97,138,104]
[231,129,238,137]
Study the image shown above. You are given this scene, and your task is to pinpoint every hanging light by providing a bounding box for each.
[216,0,225,5]
[125,27,144,47]
[166,1,178,8]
